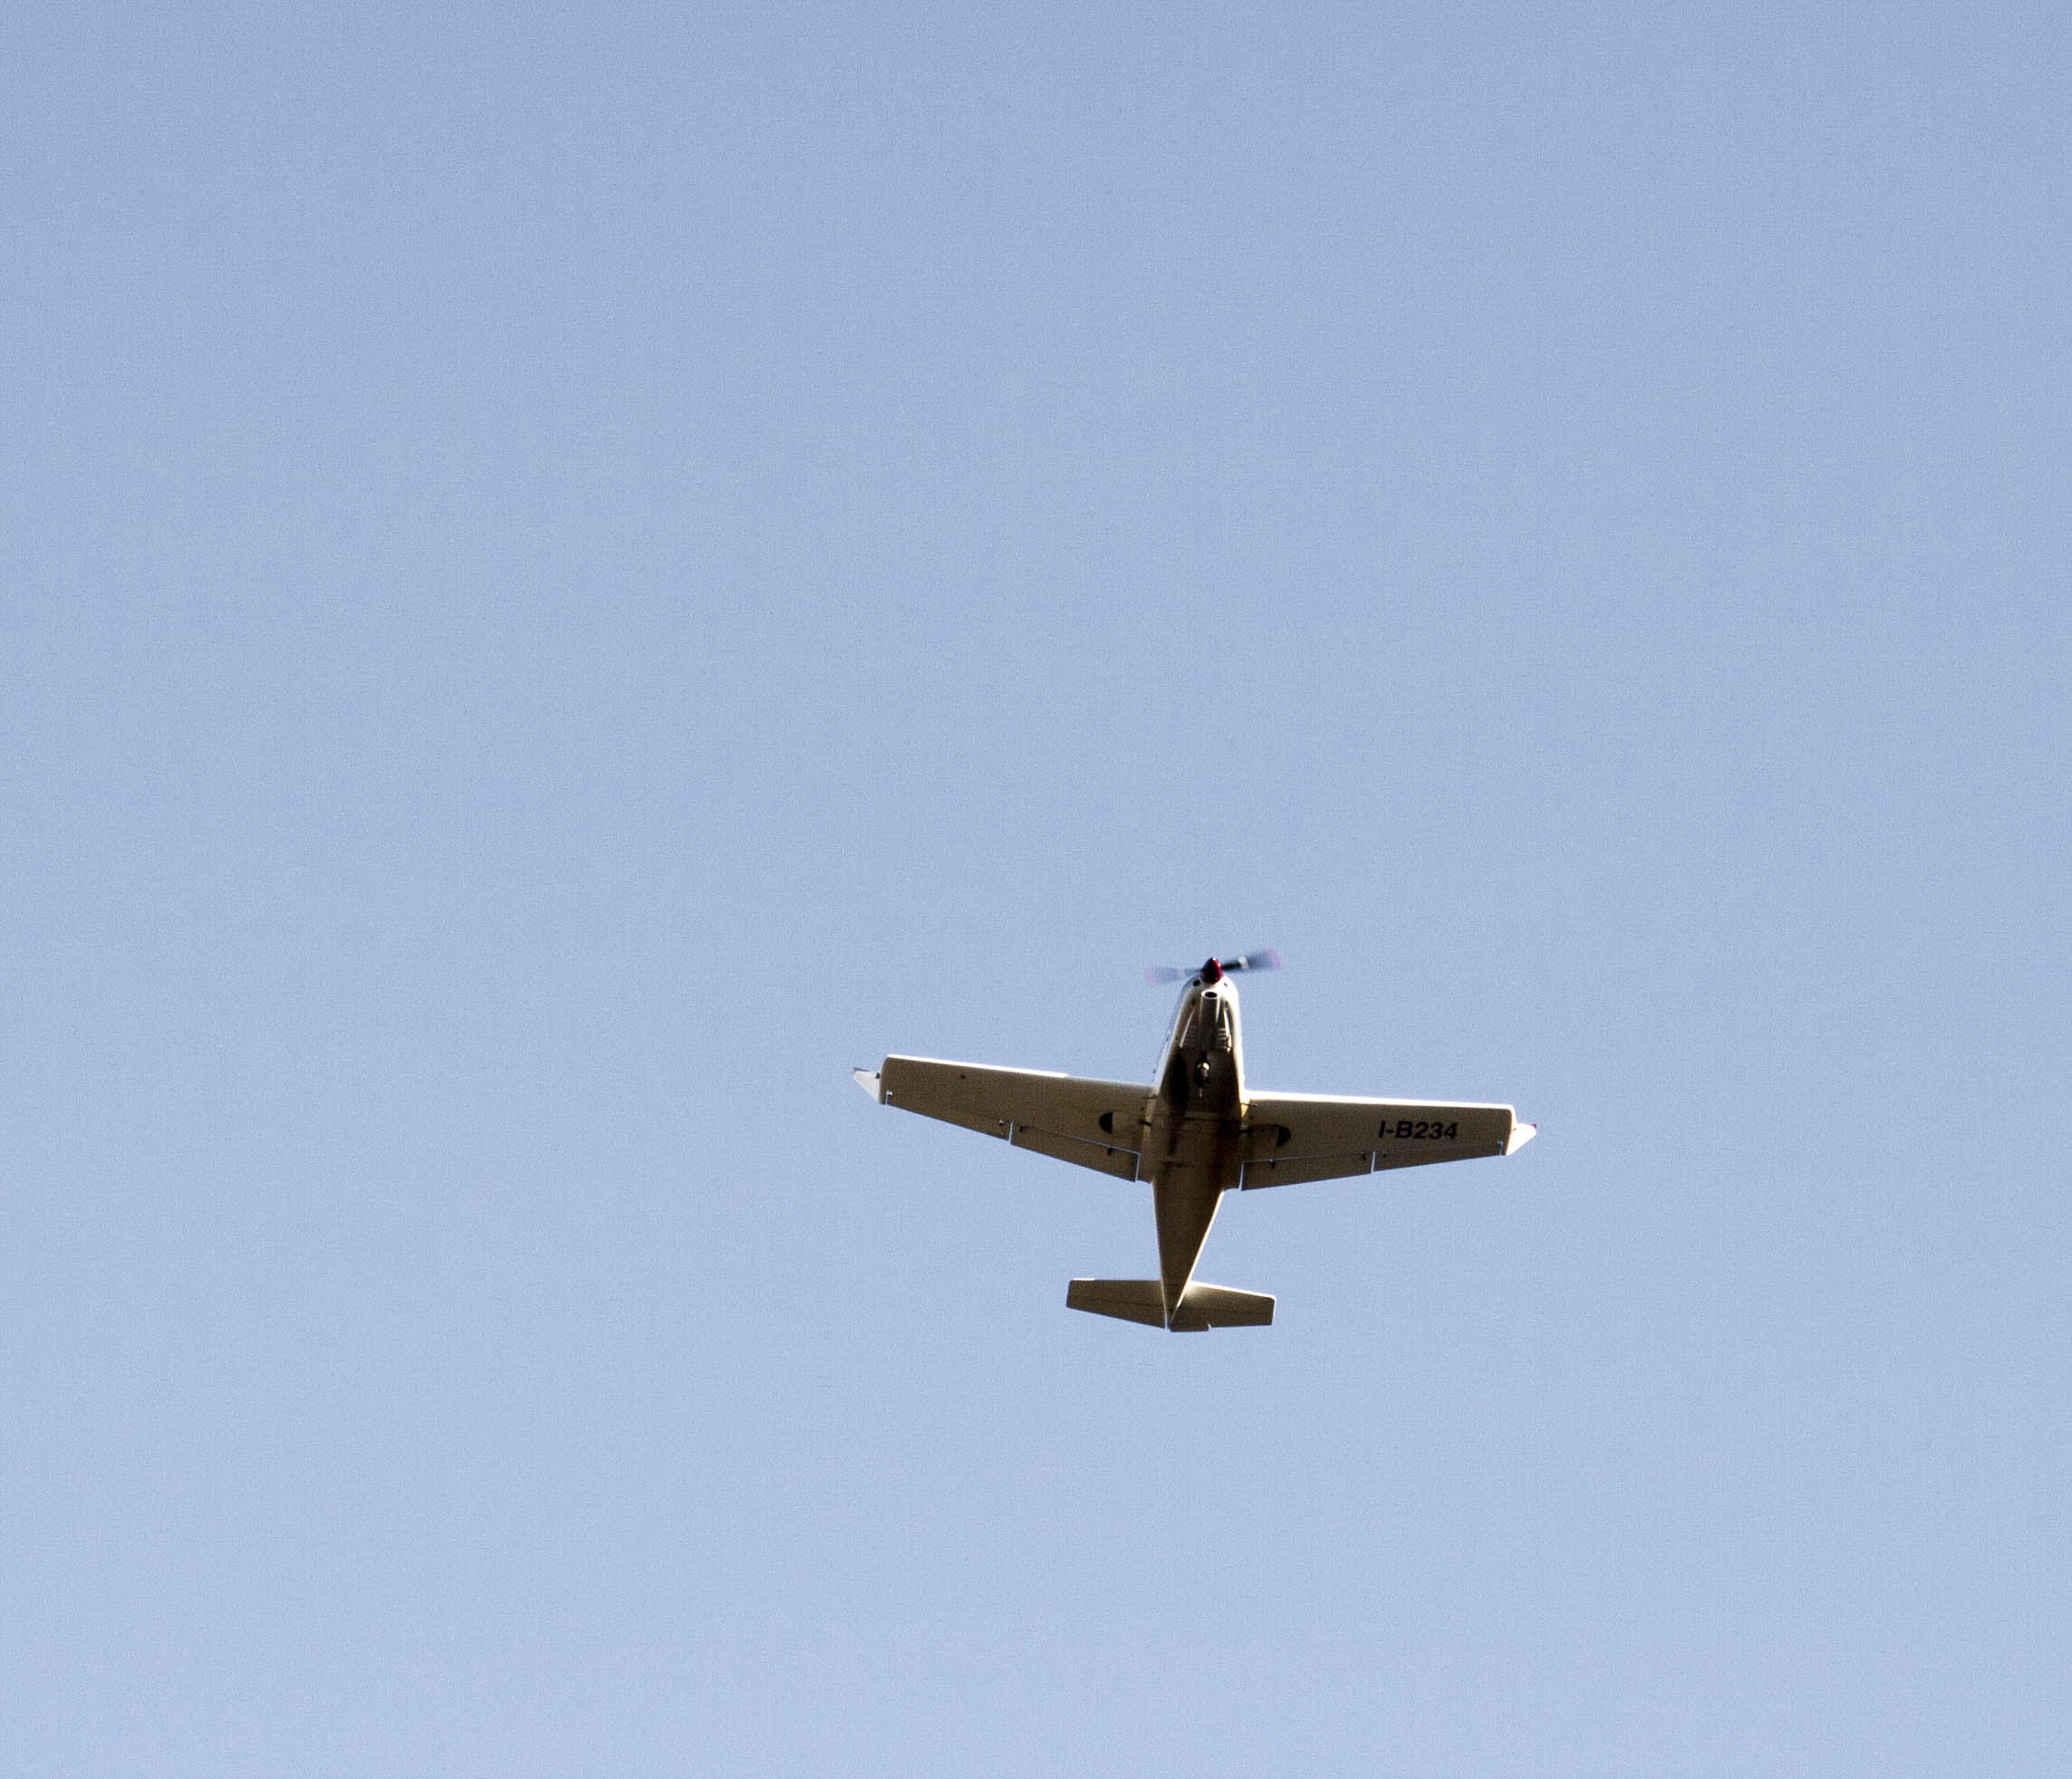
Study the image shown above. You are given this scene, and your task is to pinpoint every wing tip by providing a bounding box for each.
[853,1066,882,1101]
[1506,1120,1537,1155]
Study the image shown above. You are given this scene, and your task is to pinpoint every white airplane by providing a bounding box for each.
[854,951,1536,1331]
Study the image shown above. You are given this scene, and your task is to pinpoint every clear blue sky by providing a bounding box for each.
[4,5,2067,1773]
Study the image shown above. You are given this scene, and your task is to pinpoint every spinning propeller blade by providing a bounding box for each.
[1219,948,1281,974]
[1145,948,1281,986]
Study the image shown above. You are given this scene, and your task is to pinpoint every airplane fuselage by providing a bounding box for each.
[1140,970,1252,1310]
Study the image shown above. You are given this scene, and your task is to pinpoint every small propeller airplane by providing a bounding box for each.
[854,950,1536,1331]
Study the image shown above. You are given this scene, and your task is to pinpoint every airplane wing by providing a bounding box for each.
[1238,1092,1535,1188]
[855,1055,1152,1182]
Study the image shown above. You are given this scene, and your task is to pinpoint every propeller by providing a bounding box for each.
[1144,948,1280,987]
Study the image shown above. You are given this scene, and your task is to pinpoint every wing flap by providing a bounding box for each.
[1240,1151,1375,1188]
[1011,1122,1140,1181]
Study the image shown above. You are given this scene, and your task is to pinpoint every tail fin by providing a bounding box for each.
[1065,1279,1275,1332]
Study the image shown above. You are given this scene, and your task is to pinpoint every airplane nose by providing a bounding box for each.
[1201,957,1222,983]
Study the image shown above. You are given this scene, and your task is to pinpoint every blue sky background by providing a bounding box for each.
[4,5,2067,1773]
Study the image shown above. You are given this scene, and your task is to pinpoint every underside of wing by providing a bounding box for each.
[863,1055,1152,1181]
[1238,1091,1533,1188]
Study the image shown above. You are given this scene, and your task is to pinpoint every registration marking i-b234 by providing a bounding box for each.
[1387,1119,1459,1140]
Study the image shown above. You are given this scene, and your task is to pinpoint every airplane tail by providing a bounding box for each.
[1065,1278,1275,1331]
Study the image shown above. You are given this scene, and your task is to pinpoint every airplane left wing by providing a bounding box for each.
[855,1055,1152,1182]
[1238,1092,1535,1188]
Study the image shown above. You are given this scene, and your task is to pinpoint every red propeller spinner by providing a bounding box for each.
[1144,949,1280,987]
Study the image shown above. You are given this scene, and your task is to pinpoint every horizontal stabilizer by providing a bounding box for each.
[1065,1279,1166,1327]
[1066,1279,1275,1332]
[1171,1284,1276,1330]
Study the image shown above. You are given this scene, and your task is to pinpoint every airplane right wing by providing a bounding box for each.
[1238,1092,1535,1188]
[855,1055,1153,1182]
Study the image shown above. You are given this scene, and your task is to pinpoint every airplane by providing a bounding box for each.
[853,951,1536,1331]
